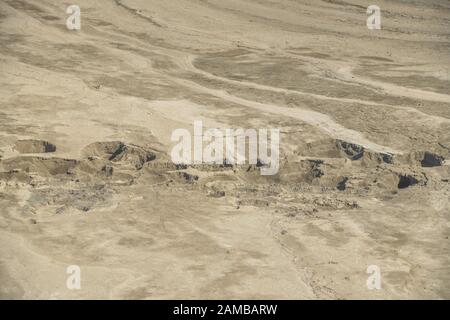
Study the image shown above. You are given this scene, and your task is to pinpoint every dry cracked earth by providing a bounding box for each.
[0,0,449,299]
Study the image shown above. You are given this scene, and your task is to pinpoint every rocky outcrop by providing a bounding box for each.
[14,139,56,154]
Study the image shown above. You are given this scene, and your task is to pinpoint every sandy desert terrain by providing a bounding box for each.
[0,0,449,299]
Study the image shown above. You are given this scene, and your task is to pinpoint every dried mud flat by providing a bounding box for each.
[0,0,449,299]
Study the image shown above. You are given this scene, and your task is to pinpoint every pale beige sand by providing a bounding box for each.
[0,0,449,299]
